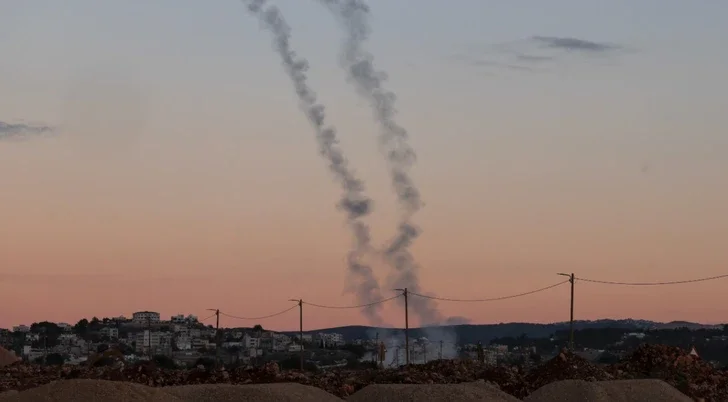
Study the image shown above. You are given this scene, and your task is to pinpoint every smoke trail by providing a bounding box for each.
[244,0,385,324]
[0,121,53,141]
[316,0,441,324]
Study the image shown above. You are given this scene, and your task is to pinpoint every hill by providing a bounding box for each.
[279,319,722,344]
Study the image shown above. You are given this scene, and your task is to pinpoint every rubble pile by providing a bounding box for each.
[611,344,728,401]
[525,349,613,391]
[1,345,726,400]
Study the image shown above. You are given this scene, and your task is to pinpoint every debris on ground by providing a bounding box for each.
[1,345,726,400]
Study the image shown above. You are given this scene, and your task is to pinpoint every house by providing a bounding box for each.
[132,311,161,325]
[243,334,260,349]
[135,330,161,353]
[100,327,119,339]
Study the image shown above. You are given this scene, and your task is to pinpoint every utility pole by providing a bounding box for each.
[558,273,575,351]
[146,316,151,357]
[206,309,221,366]
[42,328,48,365]
[289,299,304,370]
[423,342,427,364]
[439,340,443,360]
[395,288,409,365]
[374,332,379,364]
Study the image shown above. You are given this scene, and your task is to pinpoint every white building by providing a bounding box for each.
[100,327,119,339]
[318,333,345,347]
[135,330,161,353]
[171,314,186,324]
[132,311,161,325]
[243,334,260,349]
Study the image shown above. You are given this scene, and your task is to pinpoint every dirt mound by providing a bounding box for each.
[0,379,181,402]
[525,349,613,391]
[165,383,343,401]
[525,379,692,402]
[613,344,728,401]
[348,383,520,402]
[0,348,19,368]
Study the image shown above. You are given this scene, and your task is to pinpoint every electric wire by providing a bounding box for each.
[576,273,728,286]
[408,280,570,302]
[219,304,298,320]
[199,313,217,322]
[303,294,401,309]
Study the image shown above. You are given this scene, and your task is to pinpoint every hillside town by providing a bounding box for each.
[0,312,359,369]
[3,313,728,371]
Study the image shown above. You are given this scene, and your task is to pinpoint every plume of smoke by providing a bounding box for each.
[244,0,385,324]
[0,121,53,141]
[317,0,441,325]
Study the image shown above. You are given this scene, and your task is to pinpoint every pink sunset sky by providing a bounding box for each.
[2,1,728,330]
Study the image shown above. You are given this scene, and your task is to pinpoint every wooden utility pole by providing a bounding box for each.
[289,299,303,370]
[558,273,576,351]
[373,332,379,364]
[439,340,443,360]
[298,299,303,370]
[206,308,221,366]
[215,309,220,366]
[42,329,48,365]
[395,288,409,365]
[146,316,151,357]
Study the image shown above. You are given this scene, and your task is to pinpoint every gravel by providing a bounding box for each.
[525,379,693,402]
[348,383,521,402]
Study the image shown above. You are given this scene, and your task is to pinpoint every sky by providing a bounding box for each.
[1,0,727,331]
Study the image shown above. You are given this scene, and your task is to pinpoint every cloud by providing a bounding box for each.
[531,36,620,52]
[453,35,628,74]
[0,121,54,141]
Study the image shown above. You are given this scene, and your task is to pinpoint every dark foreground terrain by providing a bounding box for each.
[1,345,726,401]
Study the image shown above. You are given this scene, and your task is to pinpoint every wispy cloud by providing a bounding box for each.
[454,35,629,74]
[0,121,54,141]
[531,36,620,52]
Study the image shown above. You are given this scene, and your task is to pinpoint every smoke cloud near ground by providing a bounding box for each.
[244,0,385,324]
[0,121,53,141]
[316,0,446,326]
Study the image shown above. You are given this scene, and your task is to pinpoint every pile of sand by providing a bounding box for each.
[0,380,344,402]
[348,383,520,402]
[525,379,692,402]
[164,383,344,402]
[0,348,20,368]
[0,380,181,402]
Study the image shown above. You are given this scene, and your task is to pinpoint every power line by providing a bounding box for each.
[577,273,728,286]
[219,304,298,320]
[408,280,570,302]
[199,313,218,322]
[303,295,401,309]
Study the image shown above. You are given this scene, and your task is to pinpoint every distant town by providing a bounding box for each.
[2,313,728,370]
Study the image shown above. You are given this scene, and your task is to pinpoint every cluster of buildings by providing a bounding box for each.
[1,312,348,367]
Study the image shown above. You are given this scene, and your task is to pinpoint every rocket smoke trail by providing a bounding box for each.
[316,0,443,324]
[244,0,386,324]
